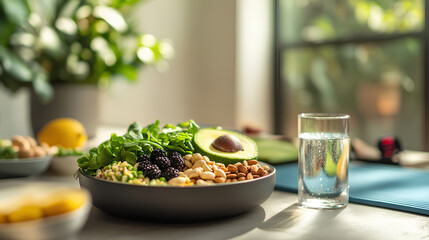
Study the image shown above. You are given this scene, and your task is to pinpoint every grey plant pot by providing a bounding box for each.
[30,83,100,138]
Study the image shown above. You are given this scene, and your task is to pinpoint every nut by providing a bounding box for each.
[33,146,46,157]
[196,179,208,185]
[253,175,260,178]
[192,160,205,169]
[191,153,203,162]
[237,173,246,178]
[184,154,192,161]
[214,177,226,183]
[168,177,187,186]
[248,160,258,165]
[200,171,215,180]
[256,167,265,175]
[226,174,237,179]
[227,165,238,173]
[214,169,226,178]
[18,148,34,158]
[246,173,254,180]
[238,164,248,174]
[232,179,238,182]
[250,165,259,174]
[226,179,232,183]
[243,160,249,167]
[184,160,192,168]
[201,161,212,172]
[238,177,246,181]
[261,170,268,177]
[12,136,30,150]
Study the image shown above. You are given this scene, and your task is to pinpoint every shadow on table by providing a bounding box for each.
[259,203,344,232]
[78,206,266,240]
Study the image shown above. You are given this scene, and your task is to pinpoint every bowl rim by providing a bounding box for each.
[79,161,276,189]
[0,188,91,228]
[0,155,53,164]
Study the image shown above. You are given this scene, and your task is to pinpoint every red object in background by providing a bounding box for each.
[378,136,402,164]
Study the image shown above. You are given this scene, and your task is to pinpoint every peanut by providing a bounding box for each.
[184,160,192,168]
[196,179,208,185]
[18,148,34,158]
[191,153,203,162]
[26,137,37,147]
[184,154,192,161]
[33,146,46,157]
[168,177,187,186]
[12,136,30,150]
[192,160,205,169]
[214,177,226,183]
[214,169,226,178]
[201,161,212,172]
[200,171,215,180]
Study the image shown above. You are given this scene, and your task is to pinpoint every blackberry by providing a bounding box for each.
[137,154,150,163]
[153,156,171,169]
[170,152,185,170]
[144,164,161,179]
[137,160,151,172]
[150,148,167,162]
[161,167,179,180]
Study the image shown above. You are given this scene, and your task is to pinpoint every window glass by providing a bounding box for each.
[281,38,423,150]
[279,0,424,43]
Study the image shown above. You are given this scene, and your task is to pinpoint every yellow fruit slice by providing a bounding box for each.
[43,191,86,216]
[0,214,7,223]
[8,206,44,223]
[37,118,87,149]
[336,138,350,181]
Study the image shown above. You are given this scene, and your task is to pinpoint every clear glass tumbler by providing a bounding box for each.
[298,113,350,209]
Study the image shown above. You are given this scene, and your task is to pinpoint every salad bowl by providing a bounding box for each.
[78,162,276,221]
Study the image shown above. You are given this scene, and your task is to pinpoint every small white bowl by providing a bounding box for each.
[50,156,80,176]
[0,156,52,178]
[0,182,91,240]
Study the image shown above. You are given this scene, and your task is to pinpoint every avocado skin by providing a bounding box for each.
[193,128,258,165]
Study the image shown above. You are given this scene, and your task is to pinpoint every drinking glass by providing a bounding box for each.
[298,113,350,209]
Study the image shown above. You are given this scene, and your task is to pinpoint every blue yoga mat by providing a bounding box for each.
[275,162,429,215]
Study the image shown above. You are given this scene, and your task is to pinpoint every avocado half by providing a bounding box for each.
[194,128,258,165]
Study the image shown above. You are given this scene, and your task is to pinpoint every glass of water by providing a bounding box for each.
[298,113,350,209]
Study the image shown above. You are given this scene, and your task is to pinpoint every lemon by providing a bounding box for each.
[8,206,44,223]
[37,118,87,149]
[336,138,350,181]
[43,190,86,216]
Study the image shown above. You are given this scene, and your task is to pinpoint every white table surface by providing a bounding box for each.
[25,170,427,240]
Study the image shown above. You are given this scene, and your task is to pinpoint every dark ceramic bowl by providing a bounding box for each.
[78,162,276,221]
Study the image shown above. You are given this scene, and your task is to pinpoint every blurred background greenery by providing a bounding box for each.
[277,0,425,150]
[0,0,173,104]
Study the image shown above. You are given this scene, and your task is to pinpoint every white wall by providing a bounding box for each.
[99,0,237,129]
[0,0,273,138]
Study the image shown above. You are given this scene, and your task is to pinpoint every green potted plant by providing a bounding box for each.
[0,0,173,137]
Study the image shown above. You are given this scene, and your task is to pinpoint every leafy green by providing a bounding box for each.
[56,147,84,157]
[0,139,17,159]
[77,119,200,173]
